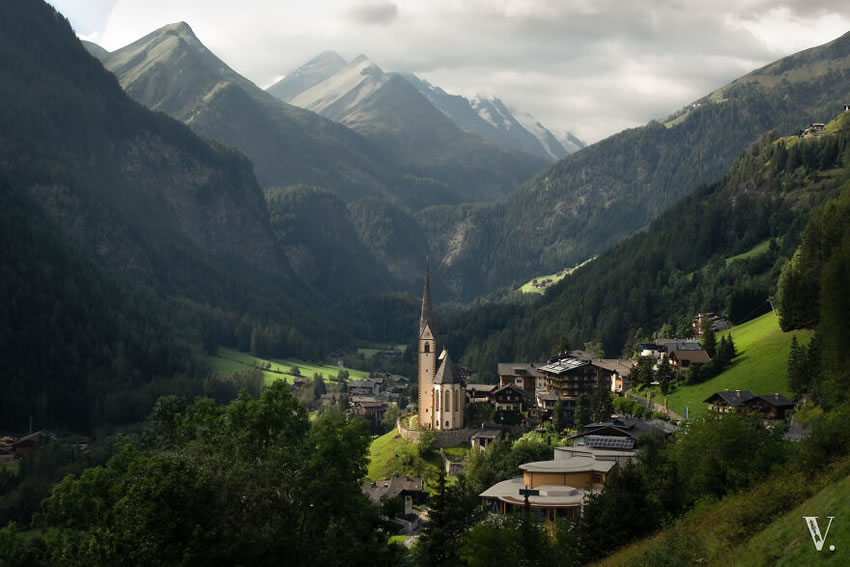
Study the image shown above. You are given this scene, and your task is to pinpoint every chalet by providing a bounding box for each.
[704,390,755,412]
[744,394,795,420]
[538,358,626,420]
[802,122,826,138]
[497,362,545,391]
[466,383,497,403]
[480,446,622,522]
[844,104,850,112]
[491,384,525,413]
[362,476,427,517]
[590,358,635,393]
[669,349,711,370]
[693,312,732,335]
[348,378,383,397]
[536,390,560,412]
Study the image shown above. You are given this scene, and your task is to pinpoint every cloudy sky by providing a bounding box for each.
[48,0,850,143]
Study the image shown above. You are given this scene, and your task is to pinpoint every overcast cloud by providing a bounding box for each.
[48,0,850,143]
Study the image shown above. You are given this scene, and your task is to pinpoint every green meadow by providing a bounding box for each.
[209,347,369,386]
[638,312,813,420]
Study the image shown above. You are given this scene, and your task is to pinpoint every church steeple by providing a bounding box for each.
[419,259,433,335]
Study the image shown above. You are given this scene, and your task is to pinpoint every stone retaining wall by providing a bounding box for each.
[397,418,475,448]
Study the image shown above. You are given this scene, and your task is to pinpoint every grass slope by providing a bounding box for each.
[594,456,850,566]
[725,238,772,265]
[209,347,369,386]
[639,312,813,419]
[518,258,595,294]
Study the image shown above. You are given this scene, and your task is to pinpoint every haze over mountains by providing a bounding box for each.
[270,51,584,162]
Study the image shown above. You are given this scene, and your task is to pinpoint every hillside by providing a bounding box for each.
[444,110,850,379]
[640,312,813,420]
[594,454,850,566]
[425,31,850,298]
[0,1,355,429]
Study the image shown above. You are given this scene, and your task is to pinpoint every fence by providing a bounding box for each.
[625,393,686,422]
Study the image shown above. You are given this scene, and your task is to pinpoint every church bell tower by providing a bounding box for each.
[418,261,436,429]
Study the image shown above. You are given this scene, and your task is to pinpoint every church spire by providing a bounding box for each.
[420,258,433,335]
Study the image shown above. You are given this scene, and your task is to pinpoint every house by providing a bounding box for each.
[348,378,383,397]
[362,476,427,517]
[350,401,389,425]
[491,384,525,413]
[471,423,503,451]
[466,383,497,404]
[693,312,732,335]
[480,446,622,522]
[704,390,755,412]
[535,390,560,412]
[497,363,545,391]
[590,359,635,393]
[669,349,711,370]
[570,418,676,451]
[319,392,346,407]
[743,394,795,421]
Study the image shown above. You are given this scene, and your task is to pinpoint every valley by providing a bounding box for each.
[2,1,850,565]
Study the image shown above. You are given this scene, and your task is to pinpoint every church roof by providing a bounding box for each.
[434,351,462,384]
[419,260,433,336]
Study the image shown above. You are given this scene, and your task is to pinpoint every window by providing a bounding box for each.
[435,390,440,411]
[424,343,430,353]
[445,390,451,411]
[592,472,603,485]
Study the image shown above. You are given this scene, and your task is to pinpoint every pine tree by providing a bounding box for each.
[574,394,592,429]
[701,321,717,358]
[787,336,807,394]
[656,357,674,395]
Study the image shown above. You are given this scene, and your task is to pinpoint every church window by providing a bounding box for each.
[435,389,440,411]
[445,390,451,411]
[454,388,459,411]
[424,343,430,353]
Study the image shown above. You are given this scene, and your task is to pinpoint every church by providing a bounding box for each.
[417,264,464,431]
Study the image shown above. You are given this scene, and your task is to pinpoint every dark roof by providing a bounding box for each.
[591,359,635,376]
[582,435,637,450]
[471,428,502,441]
[496,363,542,377]
[362,476,425,504]
[748,394,794,409]
[491,384,524,399]
[466,383,497,393]
[434,351,461,384]
[670,349,711,364]
[419,261,433,336]
[704,390,755,406]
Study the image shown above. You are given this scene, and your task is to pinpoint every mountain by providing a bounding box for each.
[96,24,401,205]
[444,111,850,379]
[400,72,581,162]
[267,51,347,102]
[424,30,850,298]
[0,0,345,430]
[269,54,549,203]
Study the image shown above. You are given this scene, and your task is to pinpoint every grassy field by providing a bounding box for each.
[209,347,369,386]
[725,238,771,265]
[357,344,407,359]
[518,259,595,294]
[635,312,813,420]
[367,430,463,487]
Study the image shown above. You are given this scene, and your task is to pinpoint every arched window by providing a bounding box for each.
[435,388,440,411]
[424,343,430,353]
[454,388,459,412]
[445,389,451,412]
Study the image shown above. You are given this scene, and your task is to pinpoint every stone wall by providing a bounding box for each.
[397,418,475,448]
[626,393,685,422]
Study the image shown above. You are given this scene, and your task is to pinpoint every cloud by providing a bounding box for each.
[349,3,398,26]
[54,0,850,143]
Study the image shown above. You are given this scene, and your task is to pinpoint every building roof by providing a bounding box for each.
[496,363,543,377]
[467,383,497,394]
[670,349,711,364]
[480,477,589,507]
[362,476,425,504]
[590,359,635,376]
[554,446,638,461]
[491,384,525,400]
[520,457,616,475]
[471,428,502,441]
[703,390,755,406]
[748,394,795,409]
[434,351,461,384]
[539,358,589,375]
